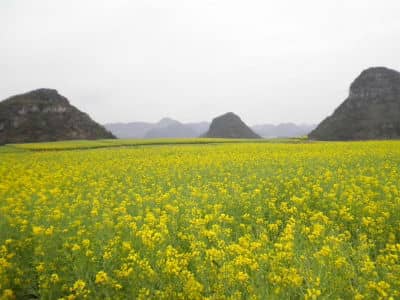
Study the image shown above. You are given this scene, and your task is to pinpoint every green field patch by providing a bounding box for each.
[7,137,305,151]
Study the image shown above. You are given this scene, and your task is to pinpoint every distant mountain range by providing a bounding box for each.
[3,65,400,144]
[104,119,315,139]
[104,118,210,139]
[252,123,316,138]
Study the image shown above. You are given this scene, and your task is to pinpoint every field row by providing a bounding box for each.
[4,138,304,151]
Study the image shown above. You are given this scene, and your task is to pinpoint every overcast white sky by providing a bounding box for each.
[1,0,400,125]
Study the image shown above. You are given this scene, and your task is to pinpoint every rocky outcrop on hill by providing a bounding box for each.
[204,112,261,139]
[0,88,115,144]
[309,67,400,140]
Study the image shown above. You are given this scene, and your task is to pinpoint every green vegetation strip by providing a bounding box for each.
[5,138,307,152]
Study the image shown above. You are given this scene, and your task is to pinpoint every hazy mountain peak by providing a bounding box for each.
[205,112,261,139]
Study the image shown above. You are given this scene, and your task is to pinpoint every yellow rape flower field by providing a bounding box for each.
[1,141,400,299]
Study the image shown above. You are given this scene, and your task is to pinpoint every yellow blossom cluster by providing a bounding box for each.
[0,141,400,299]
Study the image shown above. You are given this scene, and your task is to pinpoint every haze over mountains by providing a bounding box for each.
[2,66,400,144]
[104,119,210,139]
[253,123,316,139]
[0,87,315,145]
[104,119,315,139]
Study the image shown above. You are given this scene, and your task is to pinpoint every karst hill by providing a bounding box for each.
[204,112,261,139]
[0,88,115,144]
[310,67,400,140]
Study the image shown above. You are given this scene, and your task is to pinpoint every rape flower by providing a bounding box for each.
[95,271,109,285]
[71,244,81,251]
[73,280,85,291]
[237,271,249,283]
[32,226,44,235]
[1,289,15,300]
[50,273,60,283]
[82,239,90,248]
[305,288,321,300]
[35,263,45,273]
